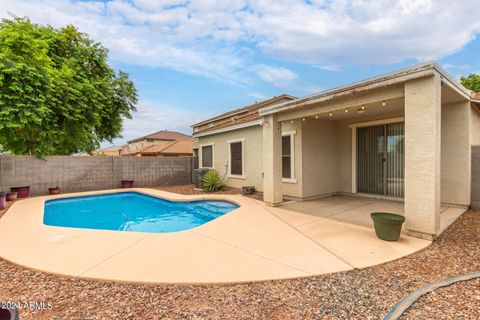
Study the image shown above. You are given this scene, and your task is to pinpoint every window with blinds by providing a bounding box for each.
[230,141,243,176]
[282,135,292,179]
[201,145,213,168]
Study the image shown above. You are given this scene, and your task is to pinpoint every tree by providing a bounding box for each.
[461,73,480,93]
[0,17,137,155]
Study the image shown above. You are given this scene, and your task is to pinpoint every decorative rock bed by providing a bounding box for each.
[0,185,477,319]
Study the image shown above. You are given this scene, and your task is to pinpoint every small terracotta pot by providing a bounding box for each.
[6,192,17,201]
[0,192,6,210]
[121,180,134,188]
[48,187,61,195]
[10,186,30,198]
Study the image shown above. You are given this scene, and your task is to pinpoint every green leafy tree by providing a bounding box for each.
[0,17,137,155]
[461,73,480,92]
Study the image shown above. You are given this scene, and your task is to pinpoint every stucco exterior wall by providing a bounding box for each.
[404,75,441,238]
[440,101,471,206]
[336,121,353,193]
[195,122,303,197]
[196,125,264,191]
[470,104,480,146]
[301,119,340,198]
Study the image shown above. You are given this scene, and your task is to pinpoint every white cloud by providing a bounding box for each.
[248,92,270,101]
[250,64,297,87]
[1,0,480,80]
[109,100,203,145]
[314,65,341,72]
[246,0,480,65]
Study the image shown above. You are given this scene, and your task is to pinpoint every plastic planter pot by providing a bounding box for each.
[48,187,61,195]
[0,192,6,210]
[371,212,406,241]
[10,186,30,198]
[121,180,134,188]
[6,192,17,202]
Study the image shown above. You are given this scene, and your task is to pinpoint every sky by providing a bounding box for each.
[1,0,480,147]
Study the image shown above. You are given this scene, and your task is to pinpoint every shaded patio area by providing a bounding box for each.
[280,194,466,236]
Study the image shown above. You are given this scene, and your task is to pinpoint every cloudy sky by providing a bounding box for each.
[1,0,480,146]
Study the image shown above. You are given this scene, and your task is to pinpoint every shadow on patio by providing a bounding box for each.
[280,194,466,236]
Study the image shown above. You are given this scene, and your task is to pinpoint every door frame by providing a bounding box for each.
[349,117,405,194]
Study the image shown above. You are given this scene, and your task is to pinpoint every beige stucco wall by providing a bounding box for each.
[196,125,264,191]
[300,111,405,199]
[404,76,441,238]
[441,101,471,206]
[194,121,303,198]
[470,104,480,146]
[336,121,354,193]
[301,119,340,198]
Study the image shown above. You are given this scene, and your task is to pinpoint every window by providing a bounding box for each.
[229,141,243,176]
[201,145,213,168]
[282,132,296,182]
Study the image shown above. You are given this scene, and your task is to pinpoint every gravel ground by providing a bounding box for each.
[401,278,480,319]
[0,185,478,319]
[153,184,264,201]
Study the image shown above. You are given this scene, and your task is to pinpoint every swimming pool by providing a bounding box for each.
[44,192,238,233]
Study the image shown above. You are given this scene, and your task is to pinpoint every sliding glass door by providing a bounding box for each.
[357,123,404,197]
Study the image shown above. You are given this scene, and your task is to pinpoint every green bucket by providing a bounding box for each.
[371,212,405,241]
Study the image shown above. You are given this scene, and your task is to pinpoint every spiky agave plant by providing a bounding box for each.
[201,170,224,192]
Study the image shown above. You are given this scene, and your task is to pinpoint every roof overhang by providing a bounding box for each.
[259,61,471,117]
[191,94,297,128]
[193,119,263,138]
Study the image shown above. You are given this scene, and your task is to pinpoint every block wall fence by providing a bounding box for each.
[471,146,480,210]
[0,155,197,196]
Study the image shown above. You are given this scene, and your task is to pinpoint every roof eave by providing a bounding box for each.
[190,94,297,128]
[259,62,471,116]
[193,119,263,138]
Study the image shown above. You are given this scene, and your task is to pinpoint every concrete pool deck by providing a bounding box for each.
[0,188,431,284]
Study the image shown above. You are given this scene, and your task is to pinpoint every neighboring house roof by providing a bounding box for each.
[99,146,122,152]
[471,92,480,101]
[92,146,122,156]
[192,94,296,136]
[259,61,471,116]
[126,139,193,156]
[128,130,192,143]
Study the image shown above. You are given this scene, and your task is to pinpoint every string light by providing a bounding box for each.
[382,100,387,107]
[344,108,349,113]
[290,120,294,124]
[302,117,306,122]
[315,115,319,119]
[329,112,333,117]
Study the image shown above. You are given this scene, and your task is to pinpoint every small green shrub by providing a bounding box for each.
[202,170,224,192]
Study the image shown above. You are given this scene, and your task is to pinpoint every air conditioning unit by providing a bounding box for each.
[193,168,210,189]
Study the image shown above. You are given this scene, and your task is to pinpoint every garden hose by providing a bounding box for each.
[384,272,480,320]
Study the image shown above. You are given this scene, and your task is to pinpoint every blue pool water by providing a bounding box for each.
[44,192,238,233]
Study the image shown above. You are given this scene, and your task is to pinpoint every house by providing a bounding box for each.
[121,130,193,157]
[192,61,480,240]
[92,146,123,156]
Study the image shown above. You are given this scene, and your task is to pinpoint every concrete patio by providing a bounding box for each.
[0,189,431,284]
[280,194,466,236]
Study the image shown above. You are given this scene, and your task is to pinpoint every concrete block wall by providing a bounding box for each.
[0,156,194,196]
[471,146,480,210]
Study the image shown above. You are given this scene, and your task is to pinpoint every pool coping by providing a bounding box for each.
[43,190,241,233]
[0,188,431,285]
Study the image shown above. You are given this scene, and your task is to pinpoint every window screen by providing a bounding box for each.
[201,145,213,168]
[282,135,292,179]
[230,142,243,176]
